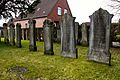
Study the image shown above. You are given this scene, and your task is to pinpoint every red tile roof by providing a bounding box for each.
[16,0,59,20]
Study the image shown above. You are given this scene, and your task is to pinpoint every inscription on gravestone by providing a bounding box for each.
[88,8,113,65]
[61,14,78,58]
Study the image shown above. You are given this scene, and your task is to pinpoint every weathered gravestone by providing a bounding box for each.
[81,23,88,46]
[29,19,37,51]
[16,23,22,48]
[75,22,79,44]
[3,23,9,44]
[22,29,25,40]
[43,19,54,55]
[55,23,61,42]
[9,23,15,46]
[61,14,78,58]
[88,8,113,65]
[0,30,1,42]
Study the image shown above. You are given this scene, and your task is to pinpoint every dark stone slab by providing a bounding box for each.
[16,23,22,48]
[75,22,79,44]
[29,19,37,51]
[9,23,15,46]
[43,19,54,55]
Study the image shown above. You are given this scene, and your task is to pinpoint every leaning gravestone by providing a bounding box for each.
[29,19,37,51]
[43,19,54,55]
[61,14,78,58]
[81,23,88,46]
[3,23,9,44]
[88,8,113,65]
[9,23,15,46]
[16,23,22,48]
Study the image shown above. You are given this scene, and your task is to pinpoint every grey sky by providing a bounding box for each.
[67,0,118,23]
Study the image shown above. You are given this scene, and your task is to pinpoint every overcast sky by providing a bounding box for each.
[0,0,119,26]
[67,0,119,24]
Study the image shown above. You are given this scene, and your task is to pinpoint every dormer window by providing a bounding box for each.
[64,9,67,14]
[57,7,62,15]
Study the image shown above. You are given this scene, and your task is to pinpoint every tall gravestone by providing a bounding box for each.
[81,23,88,46]
[88,8,113,65]
[0,30,1,42]
[3,23,9,44]
[9,23,15,46]
[75,22,79,44]
[56,23,61,42]
[61,14,78,58]
[43,19,54,55]
[118,19,120,34]
[16,23,22,48]
[29,19,37,51]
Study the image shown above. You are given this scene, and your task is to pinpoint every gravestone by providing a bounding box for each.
[118,19,120,33]
[81,23,88,46]
[9,23,15,46]
[88,8,113,65]
[57,29,61,42]
[16,23,22,48]
[29,19,37,51]
[3,23,9,44]
[43,19,54,55]
[56,23,61,42]
[0,30,1,42]
[75,22,79,44]
[61,14,78,58]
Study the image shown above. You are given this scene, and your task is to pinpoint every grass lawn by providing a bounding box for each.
[0,40,120,80]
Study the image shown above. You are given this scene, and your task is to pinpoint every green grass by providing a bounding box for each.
[0,39,120,80]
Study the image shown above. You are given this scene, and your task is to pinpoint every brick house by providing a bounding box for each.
[14,0,72,41]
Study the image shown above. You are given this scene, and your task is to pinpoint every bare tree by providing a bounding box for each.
[109,0,120,14]
[0,0,40,19]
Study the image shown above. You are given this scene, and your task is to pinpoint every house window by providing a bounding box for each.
[64,9,67,14]
[57,7,62,15]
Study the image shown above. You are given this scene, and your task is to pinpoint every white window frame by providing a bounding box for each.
[57,7,62,15]
[64,9,67,14]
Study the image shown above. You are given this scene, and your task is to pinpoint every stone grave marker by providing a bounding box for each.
[9,23,15,46]
[81,23,88,46]
[88,8,113,65]
[16,23,22,48]
[43,19,54,55]
[3,23,9,44]
[61,14,78,58]
[29,19,37,51]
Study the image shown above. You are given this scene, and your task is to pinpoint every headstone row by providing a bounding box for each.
[2,8,113,65]
[3,23,22,48]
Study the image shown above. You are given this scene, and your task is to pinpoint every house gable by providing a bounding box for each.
[15,0,72,28]
[48,0,72,22]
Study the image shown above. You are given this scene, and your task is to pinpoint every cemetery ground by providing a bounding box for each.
[0,39,120,80]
